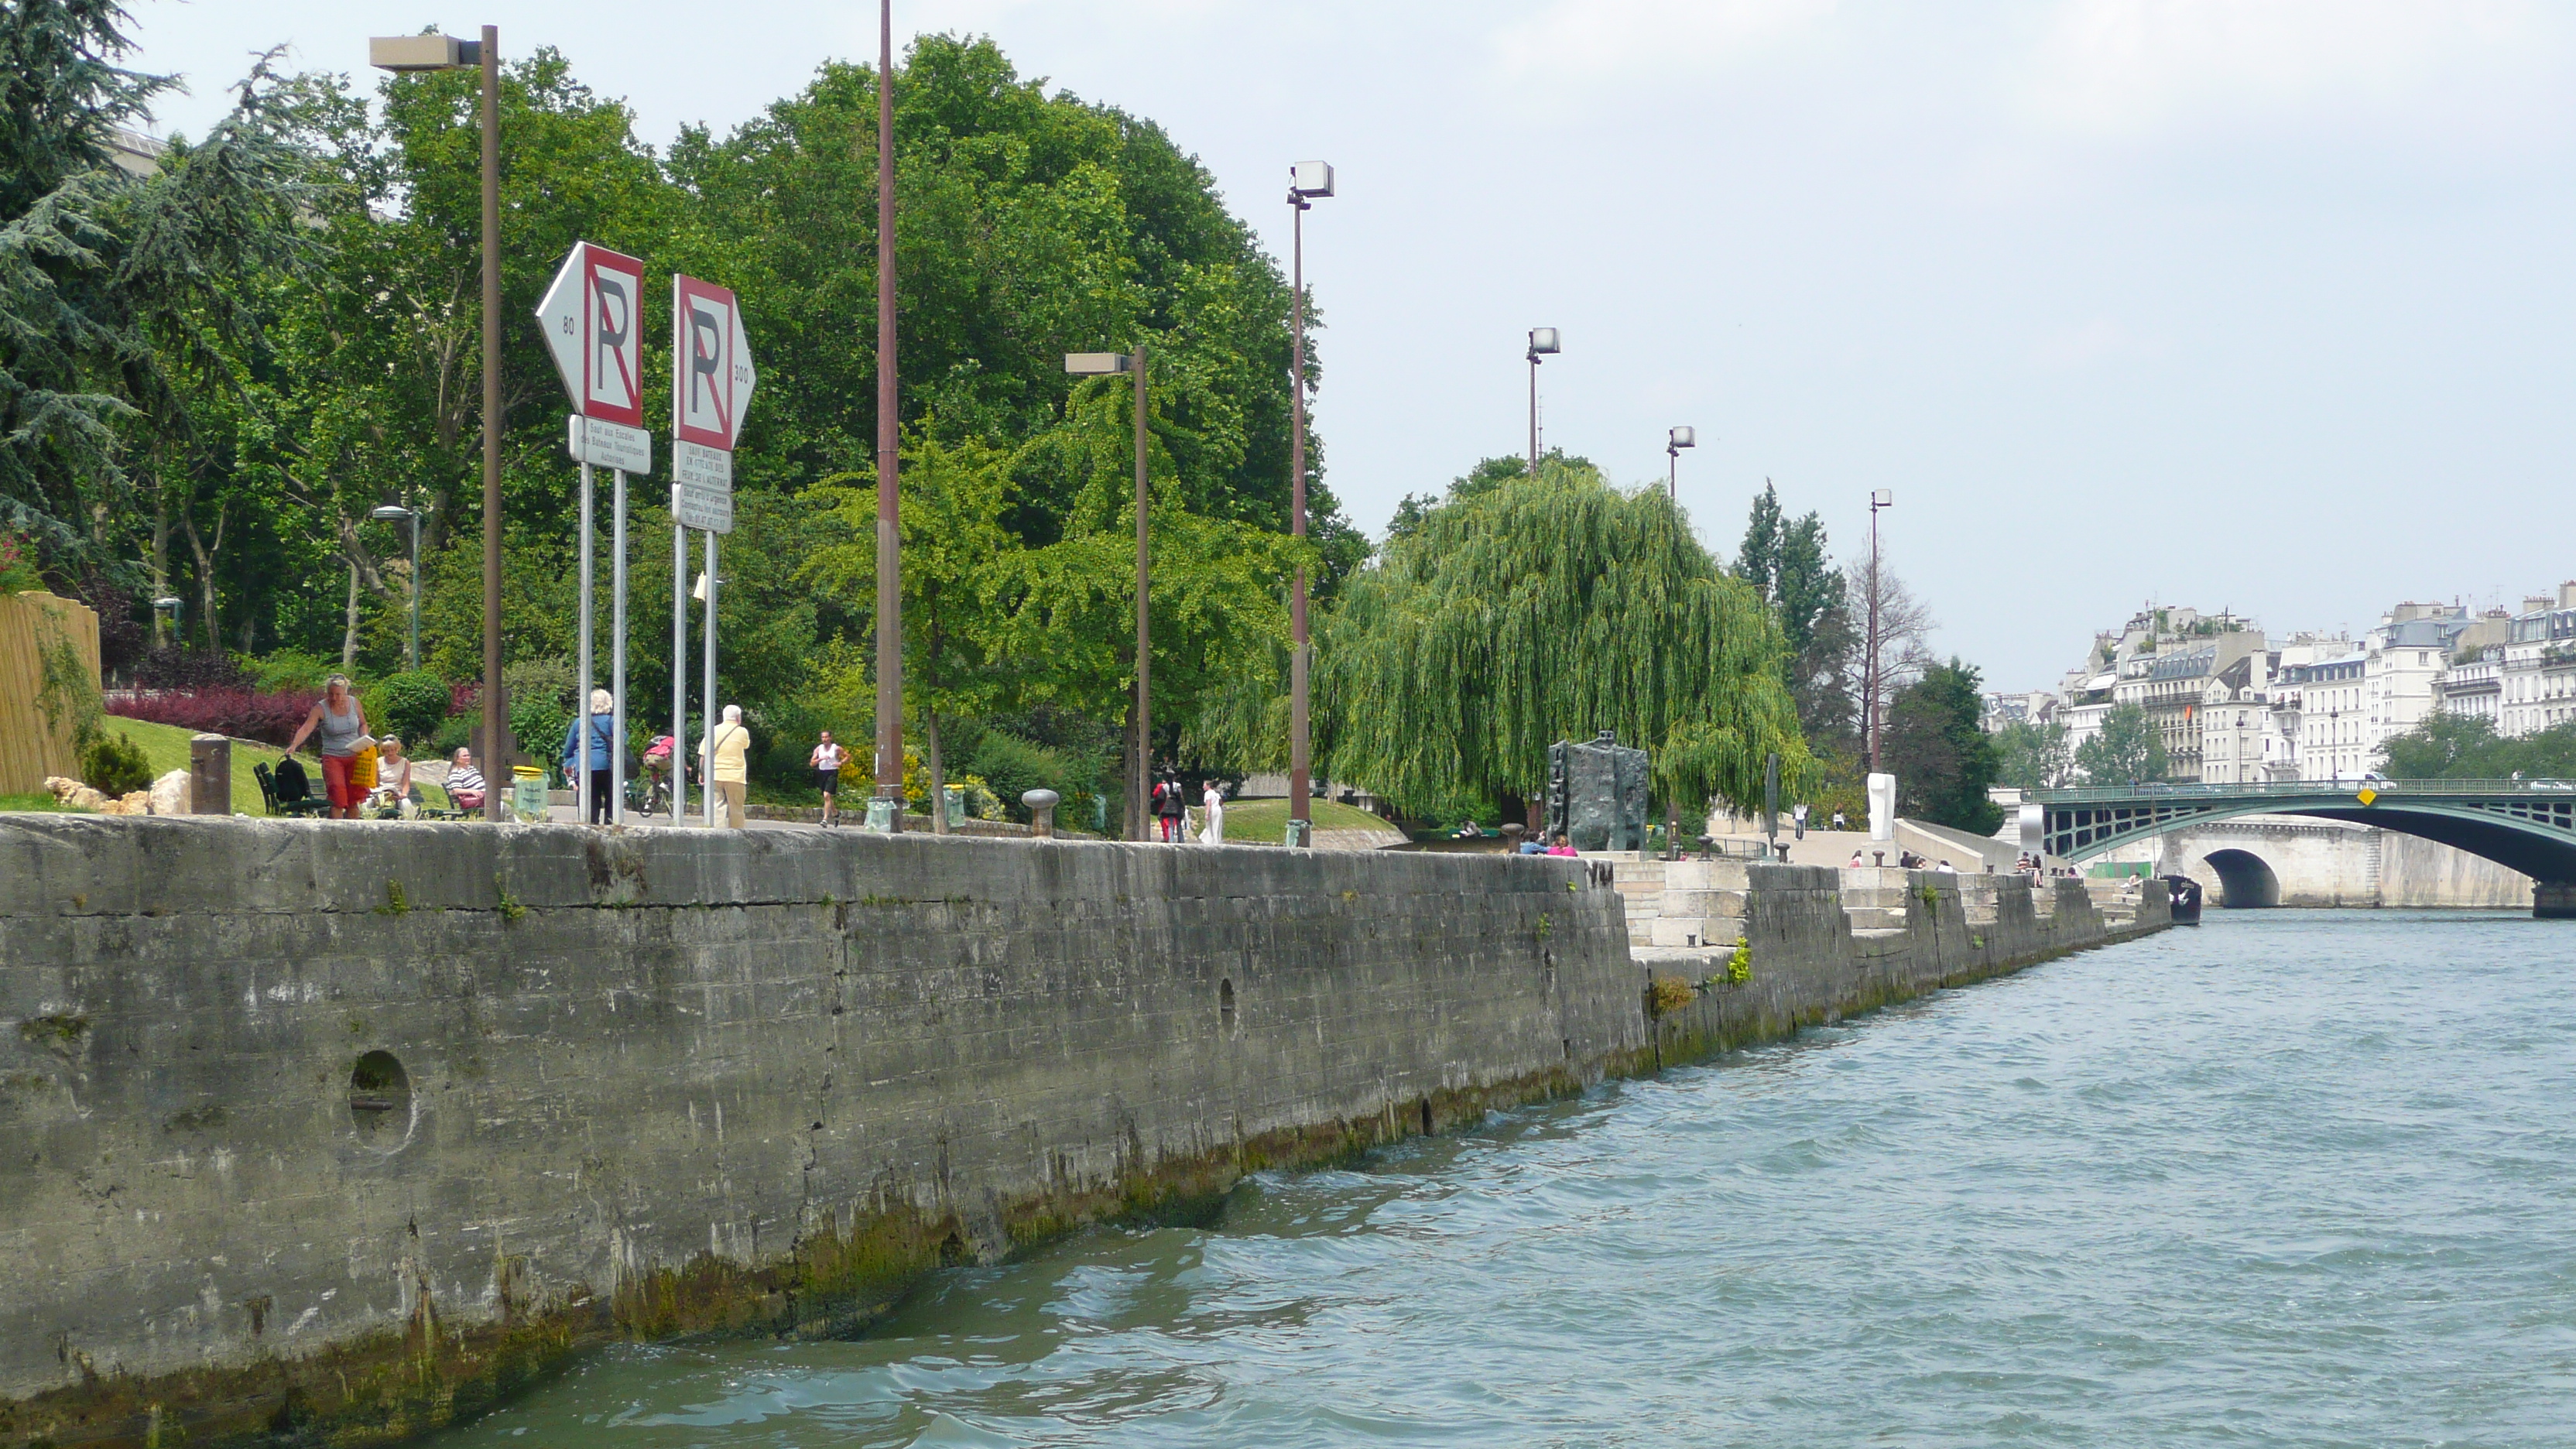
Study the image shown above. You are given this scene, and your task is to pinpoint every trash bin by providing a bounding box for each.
[864,795,899,832]
[510,765,547,824]
[942,783,967,827]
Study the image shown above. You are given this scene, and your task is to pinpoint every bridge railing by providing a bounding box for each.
[2033,779,2572,805]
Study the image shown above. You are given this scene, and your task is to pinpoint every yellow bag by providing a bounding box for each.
[350,743,379,791]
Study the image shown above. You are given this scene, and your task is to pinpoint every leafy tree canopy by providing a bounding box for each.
[1882,657,2002,834]
[2075,701,2169,786]
[2380,714,2576,781]
[1320,457,1807,817]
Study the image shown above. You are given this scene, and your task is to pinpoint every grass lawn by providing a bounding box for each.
[1216,796,1401,844]
[84,718,292,816]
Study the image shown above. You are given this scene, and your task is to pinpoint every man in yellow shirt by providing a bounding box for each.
[701,704,752,829]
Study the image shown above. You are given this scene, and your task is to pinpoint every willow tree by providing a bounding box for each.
[1319,464,1808,819]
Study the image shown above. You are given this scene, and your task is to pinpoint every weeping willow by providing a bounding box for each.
[1318,468,1809,816]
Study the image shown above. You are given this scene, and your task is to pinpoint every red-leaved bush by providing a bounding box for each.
[107,688,319,746]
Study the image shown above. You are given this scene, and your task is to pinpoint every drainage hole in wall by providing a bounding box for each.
[349,1050,409,1133]
[1219,978,1237,1037]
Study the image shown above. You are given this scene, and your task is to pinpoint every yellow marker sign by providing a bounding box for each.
[2355,788,2379,807]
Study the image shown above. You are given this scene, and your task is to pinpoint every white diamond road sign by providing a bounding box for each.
[670,274,755,534]
[535,242,647,430]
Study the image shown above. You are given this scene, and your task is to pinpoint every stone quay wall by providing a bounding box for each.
[0,817,2162,1447]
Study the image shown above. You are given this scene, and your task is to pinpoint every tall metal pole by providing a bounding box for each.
[577,460,595,824]
[611,468,627,825]
[478,24,505,820]
[405,511,420,672]
[1527,350,1539,473]
[1134,344,1151,842]
[872,0,904,828]
[704,532,718,827]
[1866,499,1882,772]
[1287,194,1313,844]
[673,521,687,824]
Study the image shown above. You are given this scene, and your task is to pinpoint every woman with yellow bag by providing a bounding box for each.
[285,675,373,820]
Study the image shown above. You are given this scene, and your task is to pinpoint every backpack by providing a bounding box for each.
[274,755,311,800]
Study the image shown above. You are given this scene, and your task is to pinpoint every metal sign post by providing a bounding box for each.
[536,241,649,827]
[670,273,756,827]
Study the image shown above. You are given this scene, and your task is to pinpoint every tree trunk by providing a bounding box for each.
[925,704,948,835]
[182,503,224,654]
[340,560,361,669]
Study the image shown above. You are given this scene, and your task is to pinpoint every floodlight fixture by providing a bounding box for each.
[1064,352,1134,375]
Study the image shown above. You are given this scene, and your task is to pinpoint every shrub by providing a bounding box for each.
[80,731,152,796]
[0,530,40,593]
[963,728,1079,821]
[1647,974,1697,1018]
[105,687,318,745]
[250,649,332,693]
[134,646,249,691]
[368,670,452,747]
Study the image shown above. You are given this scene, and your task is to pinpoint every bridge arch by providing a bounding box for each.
[2199,848,2280,909]
[2034,783,2576,918]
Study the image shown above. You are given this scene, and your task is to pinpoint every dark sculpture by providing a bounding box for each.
[1546,730,1649,852]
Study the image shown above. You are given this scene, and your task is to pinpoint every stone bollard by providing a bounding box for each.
[1022,788,1060,839]
[189,734,231,815]
[1499,823,1525,853]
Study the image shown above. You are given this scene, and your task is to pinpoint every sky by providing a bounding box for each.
[127,0,2576,691]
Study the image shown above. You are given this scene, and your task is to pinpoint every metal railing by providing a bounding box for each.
[2033,778,2575,805]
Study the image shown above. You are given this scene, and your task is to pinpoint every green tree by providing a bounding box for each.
[1882,658,2002,833]
[1992,718,2070,790]
[1319,460,1806,819]
[2076,702,2169,786]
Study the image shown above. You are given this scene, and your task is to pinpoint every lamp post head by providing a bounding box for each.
[1290,161,1334,199]
[1669,426,1696,452]
[1872,488,1893,509]
[152,596,183,612]
[371,505,416,522]
[1064,351,1133,376]
[1527,327,1560,360]
[369,34,481,71]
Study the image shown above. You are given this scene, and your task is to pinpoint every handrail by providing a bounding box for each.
[2033,779,2574,805]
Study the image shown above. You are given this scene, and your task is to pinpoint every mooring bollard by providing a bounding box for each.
[189,734,231,815]
[1022,788,1060,838]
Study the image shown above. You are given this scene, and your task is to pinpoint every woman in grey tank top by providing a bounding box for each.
[286,675,372,819]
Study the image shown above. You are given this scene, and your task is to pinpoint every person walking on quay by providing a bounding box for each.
[1200,777,1226,846]
[284,674,369,819]
[810,730,845,827]
[701,704,752,830]
[1153,770,1187,843]
[562,690,616,825]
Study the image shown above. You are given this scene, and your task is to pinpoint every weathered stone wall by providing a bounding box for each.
[0,818,2161,1448]
[1639,864,2168,1062]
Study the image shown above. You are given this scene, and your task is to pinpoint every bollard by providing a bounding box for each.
[1022,788,1059,838]
[1499,822,1525,853]
[189,734,231,815]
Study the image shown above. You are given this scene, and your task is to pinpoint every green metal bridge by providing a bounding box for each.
[2030,780,2576,917]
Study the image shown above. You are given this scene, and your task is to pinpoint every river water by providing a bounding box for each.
[437,910,2576,1447]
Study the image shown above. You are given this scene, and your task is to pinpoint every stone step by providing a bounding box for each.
[1660,888,1746,920]
[1648,916,1742,949]
[1845,906,1909,931]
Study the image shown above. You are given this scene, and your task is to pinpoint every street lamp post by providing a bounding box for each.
[1666,426,1695,500]
[1526,327,1560,474]
[370,505,421,671]
[871,0,905,831]
[1065,348,1152,840]
[372,28,504,818]
[1865,488,1893,771]
[1287,161,1333,848]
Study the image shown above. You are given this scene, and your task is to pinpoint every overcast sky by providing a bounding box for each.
[130,1,2576,690]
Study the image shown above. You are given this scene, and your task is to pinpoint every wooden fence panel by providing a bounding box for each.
[0,592,102,794]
